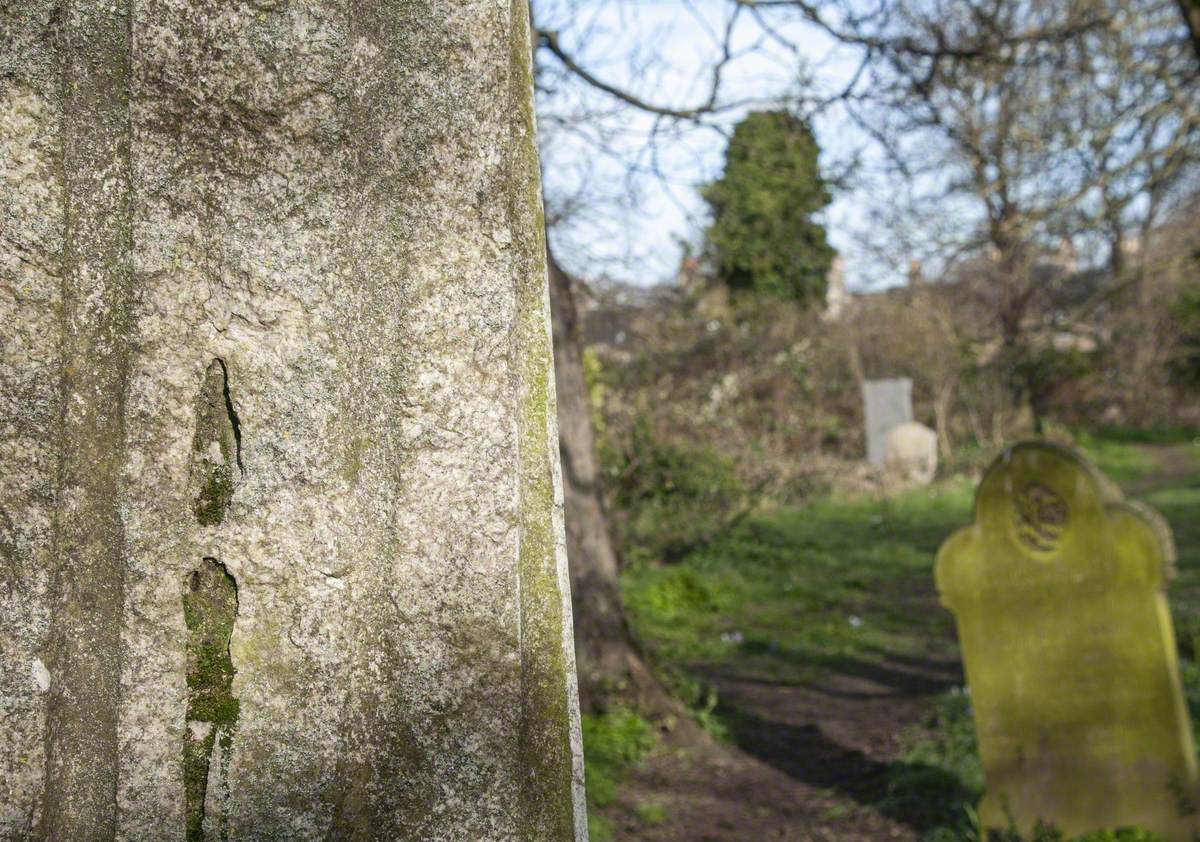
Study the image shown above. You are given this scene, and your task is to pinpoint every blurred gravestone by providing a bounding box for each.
[884,421,938,485]
[862,378,913,466]
[937,443,1199,840]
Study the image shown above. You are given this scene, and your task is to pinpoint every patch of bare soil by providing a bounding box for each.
[603,648,962,841]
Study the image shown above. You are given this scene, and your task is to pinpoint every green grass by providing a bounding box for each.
[581,708,658,840]
[624,479,974,679]
[633,801,668,824]
[1142,478,1200,728]
[1072,431,1159,485]
[1145,482,1200,616]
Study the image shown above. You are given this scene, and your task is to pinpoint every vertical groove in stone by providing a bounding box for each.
[41,1,134,839]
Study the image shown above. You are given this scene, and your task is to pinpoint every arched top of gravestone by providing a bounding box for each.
[936,441,1175,610]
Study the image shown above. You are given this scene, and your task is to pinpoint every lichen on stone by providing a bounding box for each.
[507,0,585,830]
[4,0,586,835]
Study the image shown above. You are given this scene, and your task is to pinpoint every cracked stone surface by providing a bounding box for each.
[1,2,586,840]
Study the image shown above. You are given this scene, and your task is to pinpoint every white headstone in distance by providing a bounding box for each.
[863,378,913,466]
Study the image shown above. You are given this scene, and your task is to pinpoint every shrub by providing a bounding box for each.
[609,421,745,563]
[1170,282,1200,389]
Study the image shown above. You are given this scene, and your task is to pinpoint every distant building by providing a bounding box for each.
[823,254,851,321]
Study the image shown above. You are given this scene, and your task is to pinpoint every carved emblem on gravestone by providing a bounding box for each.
[1011,482,1069,555]
[936,442,1199,840]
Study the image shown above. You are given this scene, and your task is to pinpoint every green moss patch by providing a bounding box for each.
[183,559,239,842]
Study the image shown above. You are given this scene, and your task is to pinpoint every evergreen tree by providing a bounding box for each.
[702,110,834,303]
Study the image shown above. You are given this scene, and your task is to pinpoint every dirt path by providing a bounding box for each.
[605,574,963,842]
[605,652,961,841]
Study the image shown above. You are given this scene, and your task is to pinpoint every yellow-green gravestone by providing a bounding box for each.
[936,442,1199,839]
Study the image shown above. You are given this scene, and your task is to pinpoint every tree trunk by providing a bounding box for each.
[1,3,586,839]
[934,383,954,458]
[1129,254,1160,426]
[546,247,672,716]
[1179,0,1200,63]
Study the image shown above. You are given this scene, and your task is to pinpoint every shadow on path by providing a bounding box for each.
[728,706,976,833]
[703,647,969,834]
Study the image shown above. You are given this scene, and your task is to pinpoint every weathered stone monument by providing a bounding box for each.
[937,443,1198,839]
[1,2,586,840]
[862,377,914,466]
[884,421,939,486]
